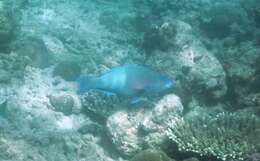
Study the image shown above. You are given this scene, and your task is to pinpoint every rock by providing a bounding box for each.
[254,6,260,28]
[130,149,175,161]
[107,111,142,157]
[239,93,260,107]
[59,134,116,161]
[0,99,7,117]
[184,97,225,120]
[99,11,119,32]
[0,67,118,161]
[53,61,81,81]
[0,0,24,53]
[0,4,14,51]
[199,4,249,39]
[219,42,260,107]
[224,50,257,81]
[151,94,183,124]
[0,136,47,161]
[239,93,260,116]
[81,91,128,120]
[141,95,183,149]
[246,153,260,161]
[0,53,28,82]
[77,120,103,135]
[146,20,227,99]
[183,157,199,161]
[0,69,11,83]
[0,134,117,161]
[14,36,51,68]
[142,22,177,54]
[106,94,183,157]
[0,85,11,117]
[49,93,74,115]
[3,68,80,144]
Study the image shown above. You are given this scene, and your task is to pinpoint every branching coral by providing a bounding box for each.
[167,112,260,161]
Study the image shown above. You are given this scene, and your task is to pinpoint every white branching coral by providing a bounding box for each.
[167,112,260,161]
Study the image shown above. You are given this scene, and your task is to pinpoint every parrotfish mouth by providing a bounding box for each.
[165,80,173,88]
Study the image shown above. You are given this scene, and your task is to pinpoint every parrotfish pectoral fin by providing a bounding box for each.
[96,89,116,97]
[130,97,143,104]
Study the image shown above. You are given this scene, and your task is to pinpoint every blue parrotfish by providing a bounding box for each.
[77,64,173,103]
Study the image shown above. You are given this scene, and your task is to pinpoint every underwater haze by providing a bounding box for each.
[0,0,260,161]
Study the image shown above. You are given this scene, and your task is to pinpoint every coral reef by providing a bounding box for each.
[167,112,260,161]
[0,0,260,161]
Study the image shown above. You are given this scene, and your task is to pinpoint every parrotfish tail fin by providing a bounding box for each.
[76,75,99,94]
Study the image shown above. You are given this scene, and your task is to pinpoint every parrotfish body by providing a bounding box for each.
[77,64,173,102]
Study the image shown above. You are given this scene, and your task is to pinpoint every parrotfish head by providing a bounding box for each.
[149,77,173,94]
[164,79,173,89]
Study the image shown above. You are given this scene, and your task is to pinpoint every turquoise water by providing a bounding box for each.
[0,0,260,161]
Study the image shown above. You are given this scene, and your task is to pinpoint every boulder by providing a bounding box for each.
[146,20,227,99]
[49,93,75,115]
[106,94,183,157]
[142,22,177,55]
[80,91,128,121]
[53,61,81,81]
[107,111,142,157]
[14,36,51,68]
